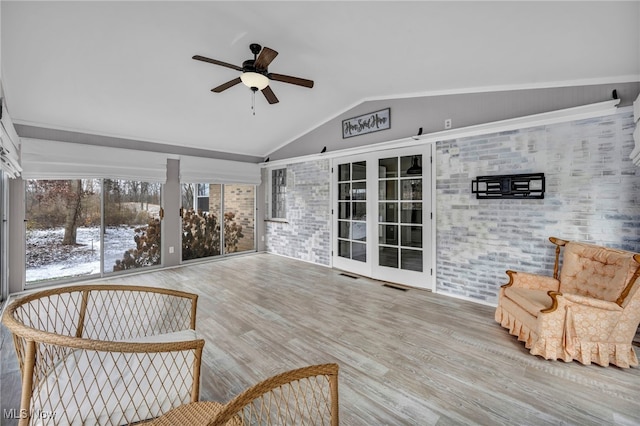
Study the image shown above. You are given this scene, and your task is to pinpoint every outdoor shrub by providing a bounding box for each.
[181,209,244,261]
[113,209,245,270]
[182,209,221,260]
[223,211,243,253]
[113,218,161,271]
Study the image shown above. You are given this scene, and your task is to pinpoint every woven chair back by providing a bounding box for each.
[211,363,339,426]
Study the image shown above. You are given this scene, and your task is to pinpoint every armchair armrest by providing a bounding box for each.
[561,293,624,312]
[541,291,624,314]
[549,236,569,246]
[549,237,569,280]
[502,270,560,292]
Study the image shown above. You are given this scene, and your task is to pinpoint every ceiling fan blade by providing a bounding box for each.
[269,73,314,88]
[262,86,279,104]
[254,47,278,70]
[212,77,242,93]
[193,55,243,72]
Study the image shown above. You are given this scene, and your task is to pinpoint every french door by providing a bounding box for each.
[332,145,433,289]
[333,158,369,276]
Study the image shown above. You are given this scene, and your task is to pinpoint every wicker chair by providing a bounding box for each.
[148,363,339,426]
[1,284,205,426]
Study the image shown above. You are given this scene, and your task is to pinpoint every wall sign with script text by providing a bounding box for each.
[342,108,391,139]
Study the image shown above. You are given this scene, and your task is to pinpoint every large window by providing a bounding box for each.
[181,183,222,261]
[105,179,162,272]
[25,179,162,284]
[181,183,255,262]
[224,184,255,254]
[26,179,101,282]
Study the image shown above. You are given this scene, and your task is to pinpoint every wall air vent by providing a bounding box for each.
[471,173,545,199]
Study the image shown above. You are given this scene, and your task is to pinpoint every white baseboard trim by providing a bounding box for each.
[434,289,498,307]
[264,250,332,268]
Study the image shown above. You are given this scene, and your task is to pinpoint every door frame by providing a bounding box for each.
[331,143,435,291]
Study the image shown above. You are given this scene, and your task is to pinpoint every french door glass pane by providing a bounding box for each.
[401,203,422,224]
[401,225,422,248]
[379,180,398,200]
[352,222,366,241]
[379,246,398,268]
[106,179,162,273]
[401,249,423,271]
[338,240,350,257]
[401,179,422,200]
[338,202,350,219]
[379,224,398,245]
[352,202,366,220]
[339,183,350,200]
[338,164,350,181]
[352,182,366,200]
[379,157,398,178]
[26,179,102,283]
[352,161,367,180]
[352,242,367,262]
[379,203,397,223]
[401,155,423,177]
[338,221,350,239]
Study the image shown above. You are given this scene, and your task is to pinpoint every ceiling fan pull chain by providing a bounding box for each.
[251,89,256,116]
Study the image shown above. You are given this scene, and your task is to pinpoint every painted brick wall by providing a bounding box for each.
[223,184,255,252]
[208,184,255,252]
[265,159,331,265]
[436,109,640,304]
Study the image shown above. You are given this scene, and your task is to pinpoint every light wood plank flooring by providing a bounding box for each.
[2,253,639,425]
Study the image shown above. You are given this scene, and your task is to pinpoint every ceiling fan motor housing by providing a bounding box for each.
[242,59,262,74]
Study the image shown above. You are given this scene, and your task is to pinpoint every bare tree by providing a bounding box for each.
[62,179,83,245]
[141,181,149,210]
[182,183,195,209]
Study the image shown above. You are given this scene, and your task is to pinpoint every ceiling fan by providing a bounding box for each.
[193,43,314,105]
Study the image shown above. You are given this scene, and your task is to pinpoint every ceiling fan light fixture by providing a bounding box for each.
[241,72,269,90]
[406,156,422,175]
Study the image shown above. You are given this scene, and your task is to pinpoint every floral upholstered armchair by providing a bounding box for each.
[495,237,640,367]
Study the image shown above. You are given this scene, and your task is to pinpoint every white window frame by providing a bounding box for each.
[268,167,287,221]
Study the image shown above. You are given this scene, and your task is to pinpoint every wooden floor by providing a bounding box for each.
[2,253,640,425]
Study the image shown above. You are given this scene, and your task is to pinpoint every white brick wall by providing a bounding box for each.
[264,109,639,305]
[265,160,331,265]
[436,109,639,303]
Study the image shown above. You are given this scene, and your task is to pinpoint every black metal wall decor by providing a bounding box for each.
[471,173,545,199]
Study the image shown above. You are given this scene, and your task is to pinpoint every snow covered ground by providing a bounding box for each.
[26,226,145,282]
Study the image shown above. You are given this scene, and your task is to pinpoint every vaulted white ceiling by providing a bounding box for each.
[2,1,639,159]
